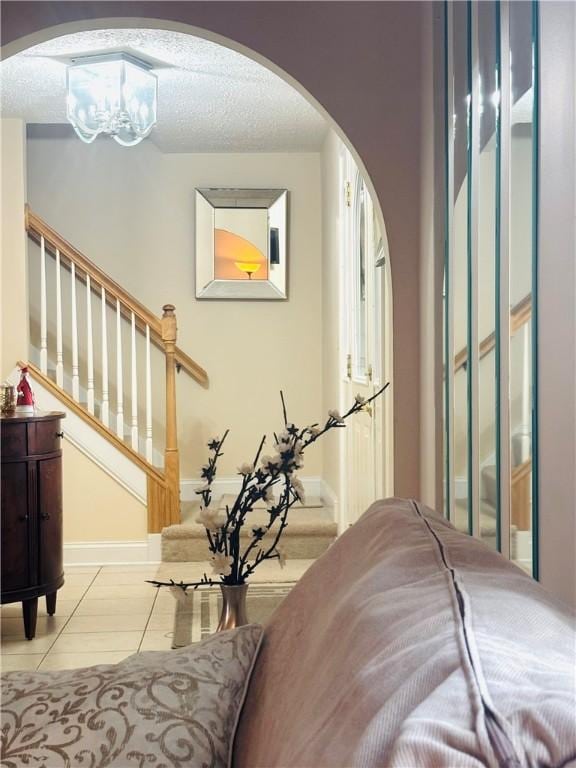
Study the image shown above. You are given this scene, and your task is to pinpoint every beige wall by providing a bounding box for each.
[26,137,324,479]
[0,119,28,378]
[62,440,147,542]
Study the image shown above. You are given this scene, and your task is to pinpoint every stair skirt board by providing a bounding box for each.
[64,535,161,566]
[7,366,147,502]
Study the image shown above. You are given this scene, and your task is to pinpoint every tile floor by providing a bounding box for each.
[1,559,313,673]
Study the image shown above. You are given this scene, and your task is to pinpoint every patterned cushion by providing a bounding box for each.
[0,623,262,768]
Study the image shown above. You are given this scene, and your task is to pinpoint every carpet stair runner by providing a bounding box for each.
[161,495,337,562]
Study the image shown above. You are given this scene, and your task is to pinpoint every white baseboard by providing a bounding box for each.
[64,534,161,566]
[181,475,326,503]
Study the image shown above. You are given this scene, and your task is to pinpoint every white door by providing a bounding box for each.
[340,151,389,526]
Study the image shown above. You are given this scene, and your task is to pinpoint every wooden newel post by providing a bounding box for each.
[162,304,180,525]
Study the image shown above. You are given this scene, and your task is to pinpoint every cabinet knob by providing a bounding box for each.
[55,431,64,439]
[18,514,29,522]
[40,512,51,521]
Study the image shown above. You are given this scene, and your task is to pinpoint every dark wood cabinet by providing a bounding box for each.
[1,412,65,639]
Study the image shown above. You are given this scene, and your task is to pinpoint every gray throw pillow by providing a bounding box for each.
[0,623,262,768]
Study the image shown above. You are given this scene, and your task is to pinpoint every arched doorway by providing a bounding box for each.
[0,19,392,536]
[1,1,426,501]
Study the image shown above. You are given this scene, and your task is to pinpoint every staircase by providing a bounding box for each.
[163,496,337,562]
[21,208,336,563]
[22,207,208,534]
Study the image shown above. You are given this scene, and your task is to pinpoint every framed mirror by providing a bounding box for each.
[195,188,288,299]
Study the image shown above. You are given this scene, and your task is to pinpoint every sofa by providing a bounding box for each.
[2,498,575,768]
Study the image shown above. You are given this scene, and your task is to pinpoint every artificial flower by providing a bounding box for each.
[197,507,223,529]
[355,394,366,405]
[208,437,220,451]
[210,552,234,577]
[308,425,322,437]
[275,440,292,455]
[328,409,343,422]
[237,462,255,475]
[261,454,281,470]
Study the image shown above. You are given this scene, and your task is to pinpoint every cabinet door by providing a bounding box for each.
[1,461,30,592]
[37,457,63,585]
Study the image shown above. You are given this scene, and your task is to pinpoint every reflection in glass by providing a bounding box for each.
[443,0,538,573]
[509,0,535,574]
[452,0,470,533]
[477,1,499,550]
[214,207,269,281]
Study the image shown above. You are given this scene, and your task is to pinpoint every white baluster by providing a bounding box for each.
[55,249,64,387]
[100,286,109,427]
[116,299,124,438]
[130,311,139,451]
[71,262,80,401]
[145,324,153,462]
[86,275,94,414]
[40,236,48,374]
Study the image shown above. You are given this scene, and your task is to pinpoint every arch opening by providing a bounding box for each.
[1,16,395,542]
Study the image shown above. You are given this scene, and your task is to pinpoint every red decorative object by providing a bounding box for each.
[16,366,35,412]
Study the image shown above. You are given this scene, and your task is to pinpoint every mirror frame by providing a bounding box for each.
[195,187,288,300]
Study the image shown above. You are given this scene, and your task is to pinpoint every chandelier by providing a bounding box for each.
[66,53,157,147]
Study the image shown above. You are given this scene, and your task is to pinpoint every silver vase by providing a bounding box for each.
[217,583,249,632]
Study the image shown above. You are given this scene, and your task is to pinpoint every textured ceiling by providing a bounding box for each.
[0,29,328,152]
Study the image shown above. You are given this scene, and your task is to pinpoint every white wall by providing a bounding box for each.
[26,136,324,481]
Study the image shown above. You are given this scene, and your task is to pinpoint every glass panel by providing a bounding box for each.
[477,1,499,550]
[452,0,470,533]
[509,1,535,574]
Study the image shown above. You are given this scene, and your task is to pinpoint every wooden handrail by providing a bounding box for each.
[512,457,531,483]
[25,206,208,388]
[454,294,532,373]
